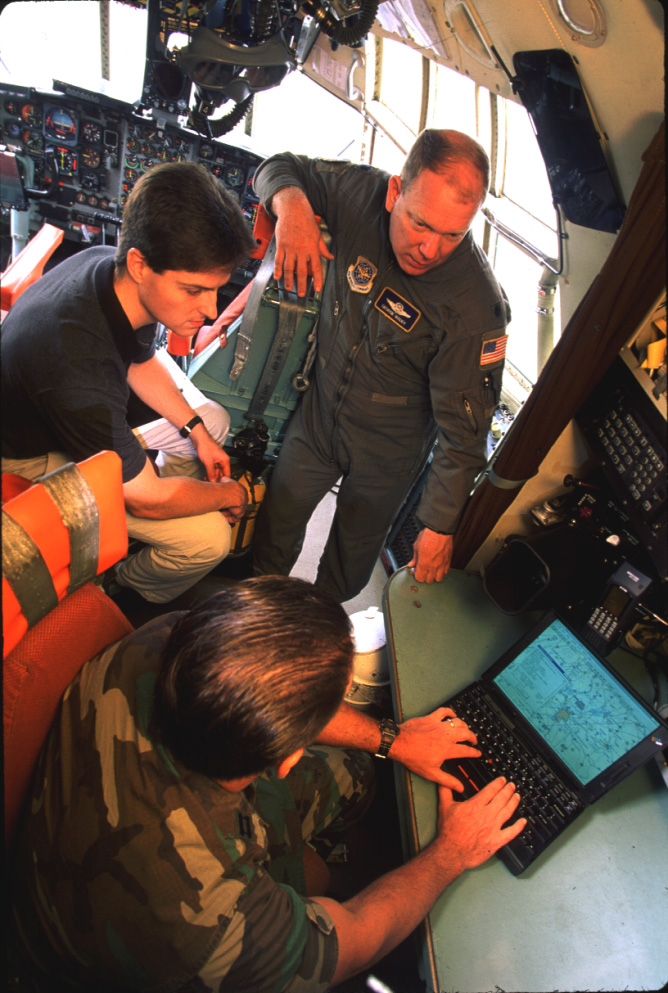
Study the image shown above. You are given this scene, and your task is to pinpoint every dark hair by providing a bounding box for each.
[115,161,256,272]
[401,129,490,203]
[153,576,354,780]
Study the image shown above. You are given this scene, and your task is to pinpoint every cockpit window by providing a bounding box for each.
[0,1,147,104]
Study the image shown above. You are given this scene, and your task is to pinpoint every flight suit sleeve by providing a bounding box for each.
[253,152,368,235]
[417,291,510,534]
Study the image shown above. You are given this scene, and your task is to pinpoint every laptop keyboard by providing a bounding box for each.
[447,685,585,874]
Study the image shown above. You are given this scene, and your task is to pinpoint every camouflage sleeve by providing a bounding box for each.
[194,874,338,992]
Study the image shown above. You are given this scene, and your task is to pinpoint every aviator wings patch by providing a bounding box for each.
[374,287,421,332]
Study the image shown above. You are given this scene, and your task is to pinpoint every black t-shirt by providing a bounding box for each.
[2,246,156,483]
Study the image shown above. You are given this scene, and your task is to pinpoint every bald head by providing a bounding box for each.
[401,129,489,206]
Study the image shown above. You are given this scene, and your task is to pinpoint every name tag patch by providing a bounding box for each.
[480,335,508,366]
[347,256,378,294]
[374,288,421,332]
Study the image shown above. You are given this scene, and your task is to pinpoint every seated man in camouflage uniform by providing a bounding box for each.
[10,576,526,991]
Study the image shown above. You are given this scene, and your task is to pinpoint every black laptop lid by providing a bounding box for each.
[481,613,666,804]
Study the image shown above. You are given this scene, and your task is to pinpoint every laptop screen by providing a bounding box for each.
[492,617,661,787]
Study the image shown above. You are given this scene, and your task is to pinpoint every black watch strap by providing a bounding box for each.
[374,718,400,759]
[179,415,204,438]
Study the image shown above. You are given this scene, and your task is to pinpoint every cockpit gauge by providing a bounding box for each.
[44,105,78,145]
[125,154,140,169]
[81,121,102,145]
[126,138,141,154]
[80,170,100,191]
[4,99,20,114]
[54,147,77,177]
[199,143,215,160]
[81,146,101,169]
[23,129,44,152]
[21,104,40,128]
[76,191,87,204]
[224,165,244,189]
[142,144,158,159]
[3,120,21,140]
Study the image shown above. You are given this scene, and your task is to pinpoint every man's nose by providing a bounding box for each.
[418,232,441,260]
[200,290,218,317]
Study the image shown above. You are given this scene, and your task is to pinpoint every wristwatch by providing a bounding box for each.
[374,718,400,759]
[179,415,204,438]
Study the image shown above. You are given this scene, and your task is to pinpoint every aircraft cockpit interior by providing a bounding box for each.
[1,1,666,991]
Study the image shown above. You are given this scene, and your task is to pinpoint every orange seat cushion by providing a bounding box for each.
[3,583,134,853]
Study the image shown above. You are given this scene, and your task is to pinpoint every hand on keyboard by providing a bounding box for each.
[435,777,527,872]
[391,707,481,791]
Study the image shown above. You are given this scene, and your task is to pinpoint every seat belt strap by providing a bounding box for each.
[230,238,278,381]
[246,286,306,422]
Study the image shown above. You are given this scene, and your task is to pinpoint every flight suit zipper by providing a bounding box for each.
[328,261,395,461]
[463,395,478,434]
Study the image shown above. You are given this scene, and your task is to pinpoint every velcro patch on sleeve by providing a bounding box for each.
[480,334,508,366]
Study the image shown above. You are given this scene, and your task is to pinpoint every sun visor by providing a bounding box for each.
[512,49,625,234]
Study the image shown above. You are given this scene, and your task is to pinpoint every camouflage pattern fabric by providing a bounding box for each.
[10,613,375,992]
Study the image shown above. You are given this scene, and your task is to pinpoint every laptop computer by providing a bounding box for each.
[444,611,667,875]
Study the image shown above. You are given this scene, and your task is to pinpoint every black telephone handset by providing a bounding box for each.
[582,561,652,655]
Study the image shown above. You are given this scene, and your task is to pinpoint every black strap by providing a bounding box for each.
[246,285,306,422]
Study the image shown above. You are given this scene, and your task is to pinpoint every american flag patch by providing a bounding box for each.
[480,335,508,366]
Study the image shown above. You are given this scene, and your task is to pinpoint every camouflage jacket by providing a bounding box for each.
[12,613,338,992]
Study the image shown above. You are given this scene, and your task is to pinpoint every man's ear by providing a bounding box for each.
[385,174,402,212]
[125,247,149,285]
[275,747,304,780]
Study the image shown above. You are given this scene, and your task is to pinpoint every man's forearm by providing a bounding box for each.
[316,832,463,984]
[127,355,197,431]
[123,462,245,520]
[315,702,385,754]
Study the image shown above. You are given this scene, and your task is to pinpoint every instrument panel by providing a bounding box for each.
[1,80,263,283]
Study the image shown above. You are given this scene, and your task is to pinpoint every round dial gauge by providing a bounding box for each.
[81,146,101,169]
[82,121,102,144]
[224,165,244,188]
[23,129,44,152]
[44,106,77,143]
[3,121,21,139]
[80,170,99,191]
[21,104,41,127]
